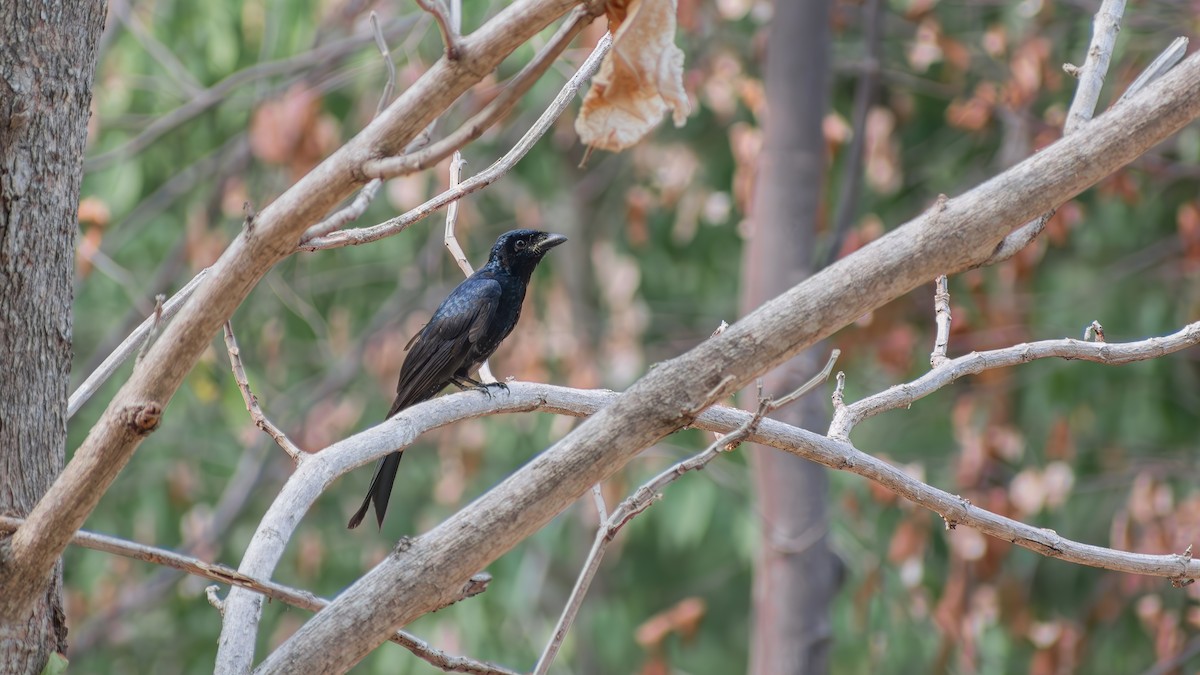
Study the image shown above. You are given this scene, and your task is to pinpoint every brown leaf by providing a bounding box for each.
[77,196,111,229]
[635,597,706,648]
[576,0,691,152]
[249,84,341,178]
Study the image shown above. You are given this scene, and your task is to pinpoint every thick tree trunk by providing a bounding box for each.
[740,0,841,672]
[0,1,107,671]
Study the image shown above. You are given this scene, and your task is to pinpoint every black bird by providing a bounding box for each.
[348,229,567,529]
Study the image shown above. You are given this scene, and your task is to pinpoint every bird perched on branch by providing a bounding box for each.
[348,229,567,529]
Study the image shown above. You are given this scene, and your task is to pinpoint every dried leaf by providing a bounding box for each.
[77,196,111,228]
[635,597,706,648]
[576,0,691,152]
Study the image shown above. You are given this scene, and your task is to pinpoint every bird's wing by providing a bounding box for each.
[388,277,501,416]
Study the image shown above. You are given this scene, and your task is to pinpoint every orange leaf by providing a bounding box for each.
[576,0,691,152]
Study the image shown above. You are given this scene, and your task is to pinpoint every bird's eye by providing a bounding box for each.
[514,239,528,250]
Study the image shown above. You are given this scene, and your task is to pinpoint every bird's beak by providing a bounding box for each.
[536,233,568,252]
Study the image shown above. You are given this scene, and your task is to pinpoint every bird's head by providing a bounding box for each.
[487,229,567,278]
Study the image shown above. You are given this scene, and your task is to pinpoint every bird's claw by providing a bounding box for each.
[473,381,509,398]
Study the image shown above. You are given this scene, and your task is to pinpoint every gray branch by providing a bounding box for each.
[244,51,1200,671]
[984,0,1125,265]
[237,330,1199,672]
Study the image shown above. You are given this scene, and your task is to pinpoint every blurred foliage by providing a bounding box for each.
[67,0,1200,672]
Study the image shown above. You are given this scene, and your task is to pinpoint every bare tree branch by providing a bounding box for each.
[0,517,510,675]
[0,0,588,629]
[360,5,600,180]
[829,321,1200,440]
[232,315,1196,669]
[1117,37,1189,104]
[533,354,838,674]
[415,0,462,60]
[983,0,1126,266]
[222,322,306,462]
[929,274,951,368]
[110,0,203,96]
[67,268,210,419]
[251,52,1200,668]
[297,14,397,243]
[301,31,612,251]
[83,15,421,172]
[824,0,882,267]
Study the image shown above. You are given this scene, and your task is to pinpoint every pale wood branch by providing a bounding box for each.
[983,0,1125,266]
[0,0,585,630]
[300,32,612,251]
[532,355,837,674]
[360,5,600,180]
[929,275,951,368]
[251,52,1200,670]
[67,268,210,419]
[222,322,306,462]
[0,517,509,675]
[1117,37,1189,105]
[236,318,1196,670]
[415,0,462,60]
[829,321,1200,440]
[83,16,421,172]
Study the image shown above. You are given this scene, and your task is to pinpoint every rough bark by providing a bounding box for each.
[740,0,841,672]
[0,0,107,672]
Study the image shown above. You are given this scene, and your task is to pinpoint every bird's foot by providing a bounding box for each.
[452,375,508,398]
[473,381,509,398]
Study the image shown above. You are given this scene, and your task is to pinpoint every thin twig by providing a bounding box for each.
[828,321,1200,440]
[0,516,512,675]
[831,371,846,411]
[84,16,420,172]
[67,269,209,418]
[415,0,462,60]
[206,585,226,615]
[360,6,598,180]
[297,13,399,243]
[1118,37,1190,105]
[590,484,607,522]
[982,0,1126,266]
[440,151,499,383]
[301,32,612,251]
[1064,0,1126,132]
[219,315,1200,668]
[825,0,883,267]
[532,352,839,674]
[930,275,951,367]
[69,440,273,651]
[111,0,203,96]
[135,294,167,363]
[370,12,397,118]
[222,321,306,462]
[444,154,473,276]
[300,179,384,242]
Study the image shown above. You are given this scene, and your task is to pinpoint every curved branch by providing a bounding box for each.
[84,16,420,172]
[829,321,1200,439]
[301,32,612,251]
[984,0,1126,265]
[253,51,1200,670]
[0,517,511,675]
[235,321,1195,671]
[0,0,585,636]
[359,5,600,180]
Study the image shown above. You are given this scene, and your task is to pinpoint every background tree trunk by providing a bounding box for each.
[0,1,107,671]
[740,0,842,672]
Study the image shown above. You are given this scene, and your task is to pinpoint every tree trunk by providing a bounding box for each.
[740,0,841,672]
[0,1,107,671]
